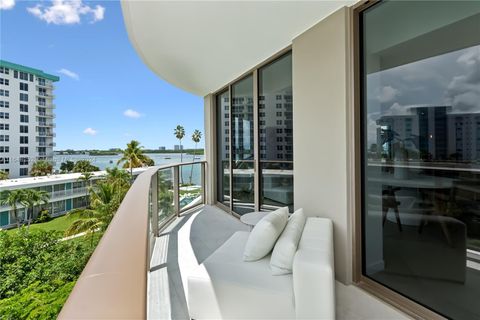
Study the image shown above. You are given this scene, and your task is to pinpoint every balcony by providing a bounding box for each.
[59,161,207,318]
[37,122,56,128]
[37,112,56,118]
[37,132,56,137]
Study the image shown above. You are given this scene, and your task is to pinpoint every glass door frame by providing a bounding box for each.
[214,47,292,217]
[352,1,452,319]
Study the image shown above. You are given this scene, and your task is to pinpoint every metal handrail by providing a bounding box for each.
[59,161,206,319]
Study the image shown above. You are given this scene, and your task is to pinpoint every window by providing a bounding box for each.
[38,78,46,86]
[14,70,18,78]
[0,135,8,142]
[19,104,28,112]
[20,147,28,154]
[0,146,9,153]
[29,74,33,82]
[0,101,8,108]
[20,136,28,144]
[359,2,480,319]
[0,78,8,85]
[38,97,46,106]
[19,157,28,165]
[0,124,9,130]
[0,158,9,164]
[216,90,230,208]
[19,72,28,81]
[20,114,28,123]
[19,168,28,176]
[19,93,28,102]
[216,51,293,215]
[20,125,28,133]
[0,90,9,97]
[19,82,28,91]
[0,112,9,119]
[0,67,9,74]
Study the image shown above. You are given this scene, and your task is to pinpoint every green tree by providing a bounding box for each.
[0,170,8,180]
[0,229,99,318]
[73,160,100,173]
[30,160,53,177]
[65,182,128,243]
[105,167,131,191]
[21,189,50,229]
[0,190,26,228]
[78,171,94,201]
[189,129,202,184]
[174,125,185,162]
[174,125,186,184]
[117,140,153,177]
[60,160,75,173]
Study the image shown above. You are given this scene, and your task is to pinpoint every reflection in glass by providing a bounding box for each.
[259,53,293,211]
[216,90,230,207]
[361,1,480,318]
[231,76,255,214]
[258,53,293,162]
[157,168,174,227]
[261,162,293,212]
[179,163,203,211]
[232,161,255,215]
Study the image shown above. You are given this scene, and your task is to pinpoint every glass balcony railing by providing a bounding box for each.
[59,161,206,318]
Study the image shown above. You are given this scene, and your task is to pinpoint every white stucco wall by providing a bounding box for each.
[292,6,353,284]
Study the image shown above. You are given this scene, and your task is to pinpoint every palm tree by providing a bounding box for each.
[78,171,94,203]
[21,189,50,228]
[0,190,26,228]
[0,170,8,180]
[174,125,186,184]
[30,160,53,176]
[117,140,153,178]
[65,182,128,245]
[189,129,202,184]
[105,167,131,191]
[174,125,186,161]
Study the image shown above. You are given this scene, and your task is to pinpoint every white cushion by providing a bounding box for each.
[243,207,289,262]
[188,231,295,319]
[270,208,306,275]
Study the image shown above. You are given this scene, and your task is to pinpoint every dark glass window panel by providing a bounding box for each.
[258,53,293,162]
[232,160,255,215]
[231,75,254,161]
[260,162,293,212]
[361,1,480,318]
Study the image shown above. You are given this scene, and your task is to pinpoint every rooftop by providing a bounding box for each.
[0,167,148,189]
[0,59,60,82]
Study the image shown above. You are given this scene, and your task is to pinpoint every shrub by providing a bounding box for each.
[0,228,100,319]
[35,209,51,223]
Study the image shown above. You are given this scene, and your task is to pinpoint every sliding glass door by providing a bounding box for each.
[231,75,255,215]
[360,1,480,318]
[215,52,293,215]
[258,53,293,212]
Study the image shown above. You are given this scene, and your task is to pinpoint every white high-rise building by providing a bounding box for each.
[0,60,59,179]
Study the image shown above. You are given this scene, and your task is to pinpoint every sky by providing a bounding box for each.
[365,44,480,145]
[0,0,204,150]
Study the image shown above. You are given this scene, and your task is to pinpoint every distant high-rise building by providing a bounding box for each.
[174,144,183,151]
[0,60,59,178]
[158,146,166,150]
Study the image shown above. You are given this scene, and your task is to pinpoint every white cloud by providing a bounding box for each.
[376,85,400,103]
[123,109,143,119]
[0,0,15,10]
[27,0,105,25]
[58,68,79,80]
[445,47,480,113]
[83,127,97,136]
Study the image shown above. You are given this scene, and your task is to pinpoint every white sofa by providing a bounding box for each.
[187,217,335,319]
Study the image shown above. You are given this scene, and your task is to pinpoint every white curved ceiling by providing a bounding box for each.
[121,1,356,96]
